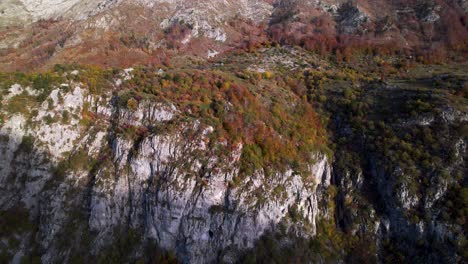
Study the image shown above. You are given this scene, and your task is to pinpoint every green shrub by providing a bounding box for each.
[62,110,70,124]
[239,144,263,175]
[127,98,138,111]
[6,93,36,116]
[16,135,34,154]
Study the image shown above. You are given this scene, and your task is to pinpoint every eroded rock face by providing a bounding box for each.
[88,134,331,263]
[1,0,274,26]
[0,0,119,27]
[329,82,467,263]
[0,80,332,263]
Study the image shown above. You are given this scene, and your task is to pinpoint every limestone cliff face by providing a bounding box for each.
[0,77,332,263]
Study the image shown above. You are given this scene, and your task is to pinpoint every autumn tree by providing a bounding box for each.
[304,70,324,103]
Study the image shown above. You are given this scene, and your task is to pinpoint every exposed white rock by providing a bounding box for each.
[49,89,60,106]
[398,182,419,210]
[8,0,120,23]
[30,86,85,159]
[88,125,331,262]
[36,123,80,158]
[115,78,123,86]
[93,131,107,152]
[64,86,84,109]
[0,115,26,183]
[118,101,177,126]
[122,68,134,80]
[311,154,332,186]
[3,84,24,101]
[208,50,219,58]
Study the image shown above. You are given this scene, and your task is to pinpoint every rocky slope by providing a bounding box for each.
[237,61,468,263]
[0,63,335,263]
[325,76,467,263]
[0,0,466,71]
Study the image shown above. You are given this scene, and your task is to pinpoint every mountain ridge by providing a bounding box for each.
[0,0,466,71]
